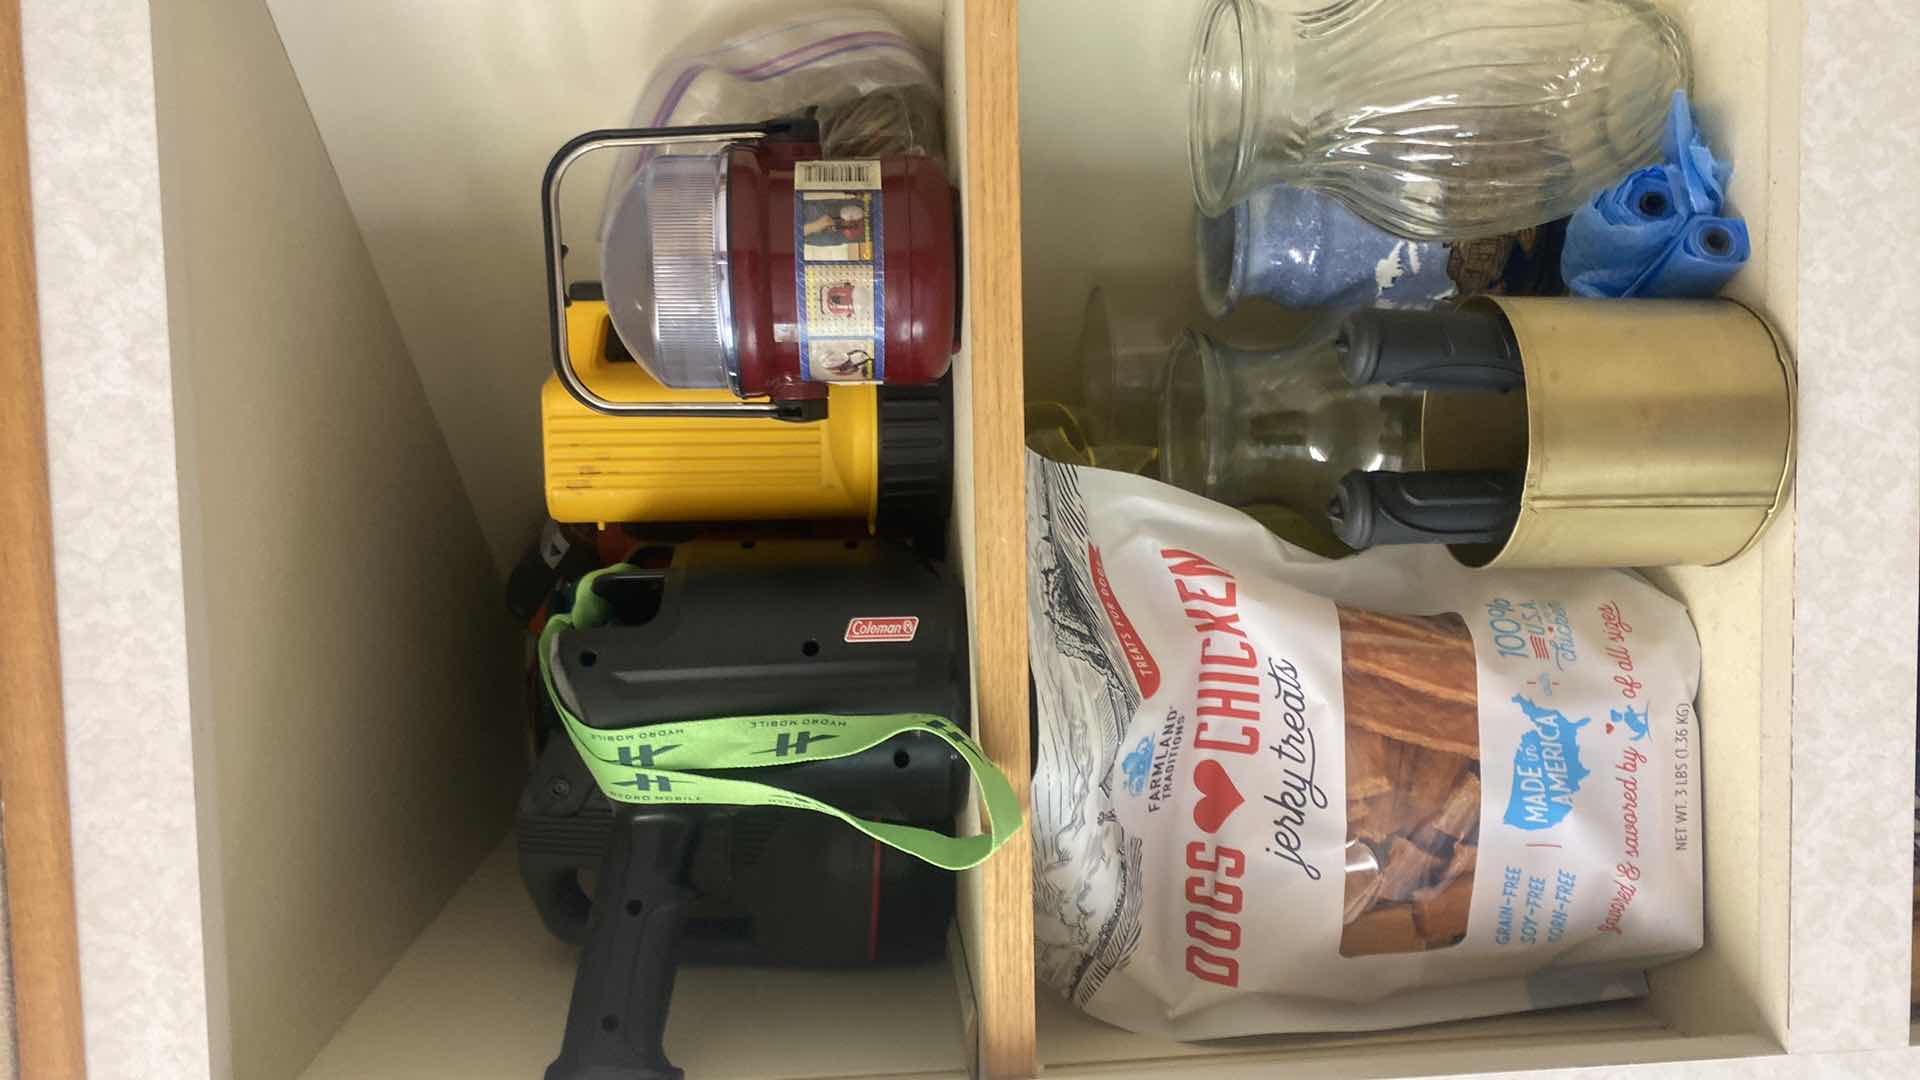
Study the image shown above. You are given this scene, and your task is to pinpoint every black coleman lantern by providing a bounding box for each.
[543,121,959,421]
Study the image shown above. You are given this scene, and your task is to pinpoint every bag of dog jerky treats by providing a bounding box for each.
[1027,453,1703,1039]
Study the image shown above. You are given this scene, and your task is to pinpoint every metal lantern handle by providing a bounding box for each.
[543,122,817,420]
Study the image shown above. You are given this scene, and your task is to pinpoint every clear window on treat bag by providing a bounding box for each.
[1336,608,1482,957]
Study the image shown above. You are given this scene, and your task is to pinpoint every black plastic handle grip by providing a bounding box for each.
[1328,469,1522,550]
[1337,307,1525,393]
[546,809,699,1080]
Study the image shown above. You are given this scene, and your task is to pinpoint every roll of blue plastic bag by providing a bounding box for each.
[1562,91,1746,299]
[1196,182,1455,315]
[1562,166,1684,298]
[1632,216,1750,298]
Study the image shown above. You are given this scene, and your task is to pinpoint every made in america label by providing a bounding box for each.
[795,162,885,383]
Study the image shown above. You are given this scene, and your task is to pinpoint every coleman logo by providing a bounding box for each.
[845,616,919,643]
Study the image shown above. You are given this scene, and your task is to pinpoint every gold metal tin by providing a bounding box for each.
[1442,297,1795,569]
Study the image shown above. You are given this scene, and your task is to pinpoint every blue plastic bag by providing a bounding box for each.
[1633,216,1750,297]
[1562,92,1747,299]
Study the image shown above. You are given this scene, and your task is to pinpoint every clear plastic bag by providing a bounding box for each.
[601,10,945,233]
[1027,451,1705,1039]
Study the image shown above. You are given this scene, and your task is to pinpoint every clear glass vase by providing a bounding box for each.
[1158,328,1426,535]
[1078,285,1178,448]
[1188,0,1691,240]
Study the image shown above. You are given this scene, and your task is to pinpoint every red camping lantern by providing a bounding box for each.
[544,121,958,420]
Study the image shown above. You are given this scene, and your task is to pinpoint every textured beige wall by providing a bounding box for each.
[22,0,212,1071]
[151,0,527,1077]
[1788,0,1920,1051]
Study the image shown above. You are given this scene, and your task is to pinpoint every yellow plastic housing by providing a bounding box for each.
[543,300,879,527]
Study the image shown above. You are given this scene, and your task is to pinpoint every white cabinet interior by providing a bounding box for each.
[166,1,1023,1078]
[1017,0,1797,1073]
[20,0,1920,1076]
[263,0,949,576]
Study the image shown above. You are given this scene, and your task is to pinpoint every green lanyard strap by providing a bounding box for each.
[538,564,1022,871]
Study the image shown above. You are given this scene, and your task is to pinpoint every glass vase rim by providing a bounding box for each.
[1188,0,1264,216]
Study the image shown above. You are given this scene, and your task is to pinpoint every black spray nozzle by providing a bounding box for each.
[1337,307,1525,393]
[1328,469,1522,551]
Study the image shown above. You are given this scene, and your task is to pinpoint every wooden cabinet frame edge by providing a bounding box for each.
[961,0,1036,1077]
[0,0,88,1075]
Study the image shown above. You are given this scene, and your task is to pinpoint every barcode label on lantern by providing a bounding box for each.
[795,159,883,191]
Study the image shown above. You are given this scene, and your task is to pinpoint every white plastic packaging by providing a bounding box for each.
[1027,453,1703,1039]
